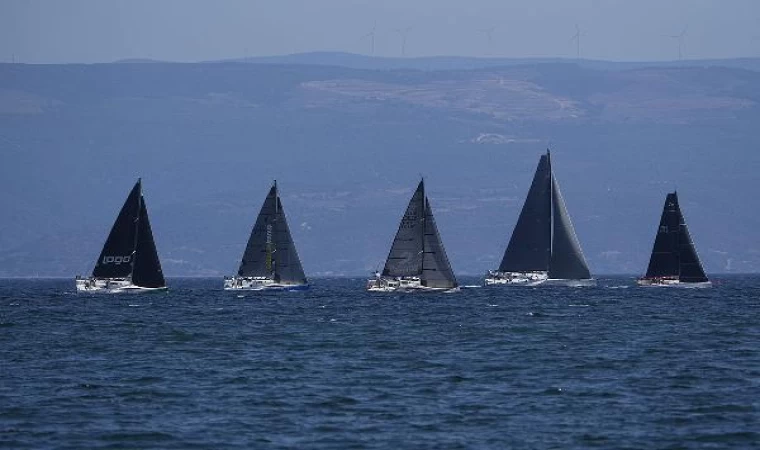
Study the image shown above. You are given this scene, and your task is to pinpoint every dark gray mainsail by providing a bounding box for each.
[496,151,591,280]
[237,181,307,284]
[92,179,165,287]
[547,172,591,280]
[498,154,552,272]
[644,192,708,282]
[382,181,425,277]
[382,180,457,288]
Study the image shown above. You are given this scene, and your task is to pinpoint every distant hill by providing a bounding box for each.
[216,51,760,73]
[112,58,168,64]
[1,59,759,277]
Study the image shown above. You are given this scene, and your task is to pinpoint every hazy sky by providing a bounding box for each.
[2,0,759,63]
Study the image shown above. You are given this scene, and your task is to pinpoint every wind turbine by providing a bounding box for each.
[569,24,583,59]
[394,26,413,57]
[665,26,688,60]
[362,21,378,55]
[478,26,496,55]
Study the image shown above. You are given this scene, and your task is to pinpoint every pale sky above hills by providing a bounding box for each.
[1,0,759,63]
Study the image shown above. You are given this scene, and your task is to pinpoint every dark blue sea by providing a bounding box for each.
[1,276,759,449]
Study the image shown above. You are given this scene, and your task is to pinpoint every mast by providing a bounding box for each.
[547,150,554,258]
[272,180,278,280]
[675,190,681,279]
[420,177,426,277]
[130,178,142,281]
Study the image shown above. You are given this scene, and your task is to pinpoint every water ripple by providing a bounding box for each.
[0,276,758,449]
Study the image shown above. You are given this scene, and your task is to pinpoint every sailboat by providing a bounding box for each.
[638,192,711,287]
[224,181,308,291]
[485,150,595,287]
[76,178,167,292]
[367,179,458,292]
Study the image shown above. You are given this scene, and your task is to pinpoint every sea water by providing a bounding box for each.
[1,277,759,449]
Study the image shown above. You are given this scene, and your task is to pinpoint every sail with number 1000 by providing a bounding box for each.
[367,179,458,292]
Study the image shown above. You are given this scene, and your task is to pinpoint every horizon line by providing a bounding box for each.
[3,51,760,66]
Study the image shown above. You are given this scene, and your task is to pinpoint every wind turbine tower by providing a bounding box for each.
[570,24,582,59]
[478,26,496,55]
[667,26,688,60]
[394,26,413,57]
[362,21,378,55]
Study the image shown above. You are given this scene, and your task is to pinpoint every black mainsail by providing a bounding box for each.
[497,151,591,280]
[237,181,307,284]
[382,180,457,289]
[644,192,708,282]
[92,179,165,287]
[498,154,552,272]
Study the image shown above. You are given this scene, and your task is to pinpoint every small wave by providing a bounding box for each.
[128,304,140,307]
[695,431,760,443]
[236,295,245,298]
[101,431,175,442]
[569,304,590,307]
[126,376,166,384]
[606,285,630,289]
[487,304,499,307]
[461,285,481,289]
[447,375,470,383]
[691,404,754,414]
[313,395,360,407]
[77,383,108,389]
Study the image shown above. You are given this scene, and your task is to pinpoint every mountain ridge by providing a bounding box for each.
[1,58,759,276]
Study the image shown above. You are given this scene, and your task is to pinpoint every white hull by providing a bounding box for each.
[484,271,548,286]
[484,270,595,287]
[637,277,712,288]
[75,277,167,293]
[366,276,459,293]
[224,276,308,291]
